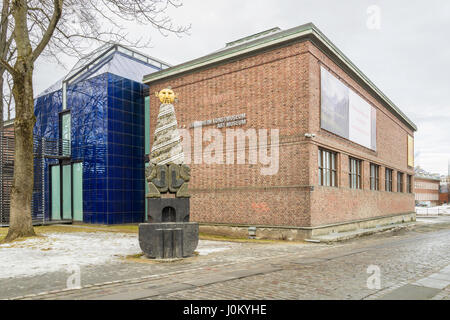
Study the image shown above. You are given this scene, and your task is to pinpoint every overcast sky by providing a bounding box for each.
[33,0,450,175]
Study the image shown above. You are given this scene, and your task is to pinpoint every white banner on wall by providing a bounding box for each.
[320,66,377,150]
[349,90,372,149]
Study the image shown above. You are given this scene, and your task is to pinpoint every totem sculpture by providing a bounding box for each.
[138,88,199,259]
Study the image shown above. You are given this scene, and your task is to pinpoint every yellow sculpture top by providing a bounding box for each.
[156,88,176,104]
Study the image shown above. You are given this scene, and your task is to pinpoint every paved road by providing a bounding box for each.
[5,217,450,300]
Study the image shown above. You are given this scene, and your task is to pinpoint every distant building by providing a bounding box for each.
[2,119,14,138]
[440,173,450,205]
[440,182,449,204]
[414,167,441,206]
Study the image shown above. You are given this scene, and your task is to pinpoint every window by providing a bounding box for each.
[385,168,393,192]
[407,175,412,193]
[397,172,404,192]
[349,157,362,189]
[318,148,337,187]
[60,111,71,156]
[370,163,379,191]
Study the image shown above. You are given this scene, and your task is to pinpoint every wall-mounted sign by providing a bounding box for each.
[320,66,377,150]
[190,113,247,129]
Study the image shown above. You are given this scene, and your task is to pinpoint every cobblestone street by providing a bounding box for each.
[3,217,450,300]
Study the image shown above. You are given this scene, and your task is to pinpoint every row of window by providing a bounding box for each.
[318,148,413,193]
[414,182,440,190]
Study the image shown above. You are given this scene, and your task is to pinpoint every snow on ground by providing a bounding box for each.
[415,205,450,215]
[0,232,140,279]
[0,232,231,279]
[196,240,233,256]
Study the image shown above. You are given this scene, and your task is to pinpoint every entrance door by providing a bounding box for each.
[51,165,61,220]
[62,164,72,220]
[72,163,83,222]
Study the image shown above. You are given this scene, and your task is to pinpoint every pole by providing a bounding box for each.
[42,137,45,225]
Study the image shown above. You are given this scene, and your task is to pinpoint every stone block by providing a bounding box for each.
[139,222,199,258]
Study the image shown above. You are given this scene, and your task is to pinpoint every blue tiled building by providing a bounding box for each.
[33,44,169,224]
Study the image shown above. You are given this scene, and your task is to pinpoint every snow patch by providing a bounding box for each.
[0,232,140,279]
[0,233,234,279]
[196,240,232,256]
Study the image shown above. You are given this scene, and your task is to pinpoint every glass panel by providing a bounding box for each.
[62,113,71,156]
[73,163,83,222]
[62,164,72,220]
[51,165,61,220]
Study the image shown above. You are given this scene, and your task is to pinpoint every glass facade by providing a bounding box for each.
[33,72,148,224]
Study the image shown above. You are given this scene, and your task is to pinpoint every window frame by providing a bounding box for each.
[349,157,362,189]
[407,175,413,193]
[59,110,71,157]
[318,148,338,187]
[397,172,404,193]
[370,163,380,191]
[385,168,393,192]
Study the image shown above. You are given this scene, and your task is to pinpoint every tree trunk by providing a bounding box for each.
[4,68,36,242]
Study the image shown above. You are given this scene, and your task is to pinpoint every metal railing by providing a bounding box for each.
[1,135,71,227]
[415,206,450,216]
[34,138,71,158]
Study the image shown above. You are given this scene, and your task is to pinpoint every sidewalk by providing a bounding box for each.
[2,219,450,300]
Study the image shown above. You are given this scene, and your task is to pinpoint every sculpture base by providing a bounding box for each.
[138,222,199,259]
[147,198,190,223]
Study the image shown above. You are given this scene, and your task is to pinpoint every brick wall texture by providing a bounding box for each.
[148,40,415,228]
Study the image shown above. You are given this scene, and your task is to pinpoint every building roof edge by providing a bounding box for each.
[143,23,417,131]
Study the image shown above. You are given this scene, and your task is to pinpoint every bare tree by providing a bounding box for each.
[0,0,15,127]
[0,0,188,242]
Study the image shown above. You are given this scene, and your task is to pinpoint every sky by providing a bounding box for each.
[33,0,450,175]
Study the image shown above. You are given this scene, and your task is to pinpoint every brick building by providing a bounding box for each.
[439,175,449,205]
[143,23,417,240]
[2,119,14,138]
[414,167,441,206]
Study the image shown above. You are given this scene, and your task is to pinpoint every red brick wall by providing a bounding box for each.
[148,39,415,228]
[307,42,415,226]
[440,192,449,205]
[3,124,14,138]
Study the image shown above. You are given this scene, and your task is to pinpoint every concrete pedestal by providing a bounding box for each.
[139,222,199,258]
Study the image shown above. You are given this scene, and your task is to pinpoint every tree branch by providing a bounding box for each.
[32,0,64,63]
[0,57,16,76]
